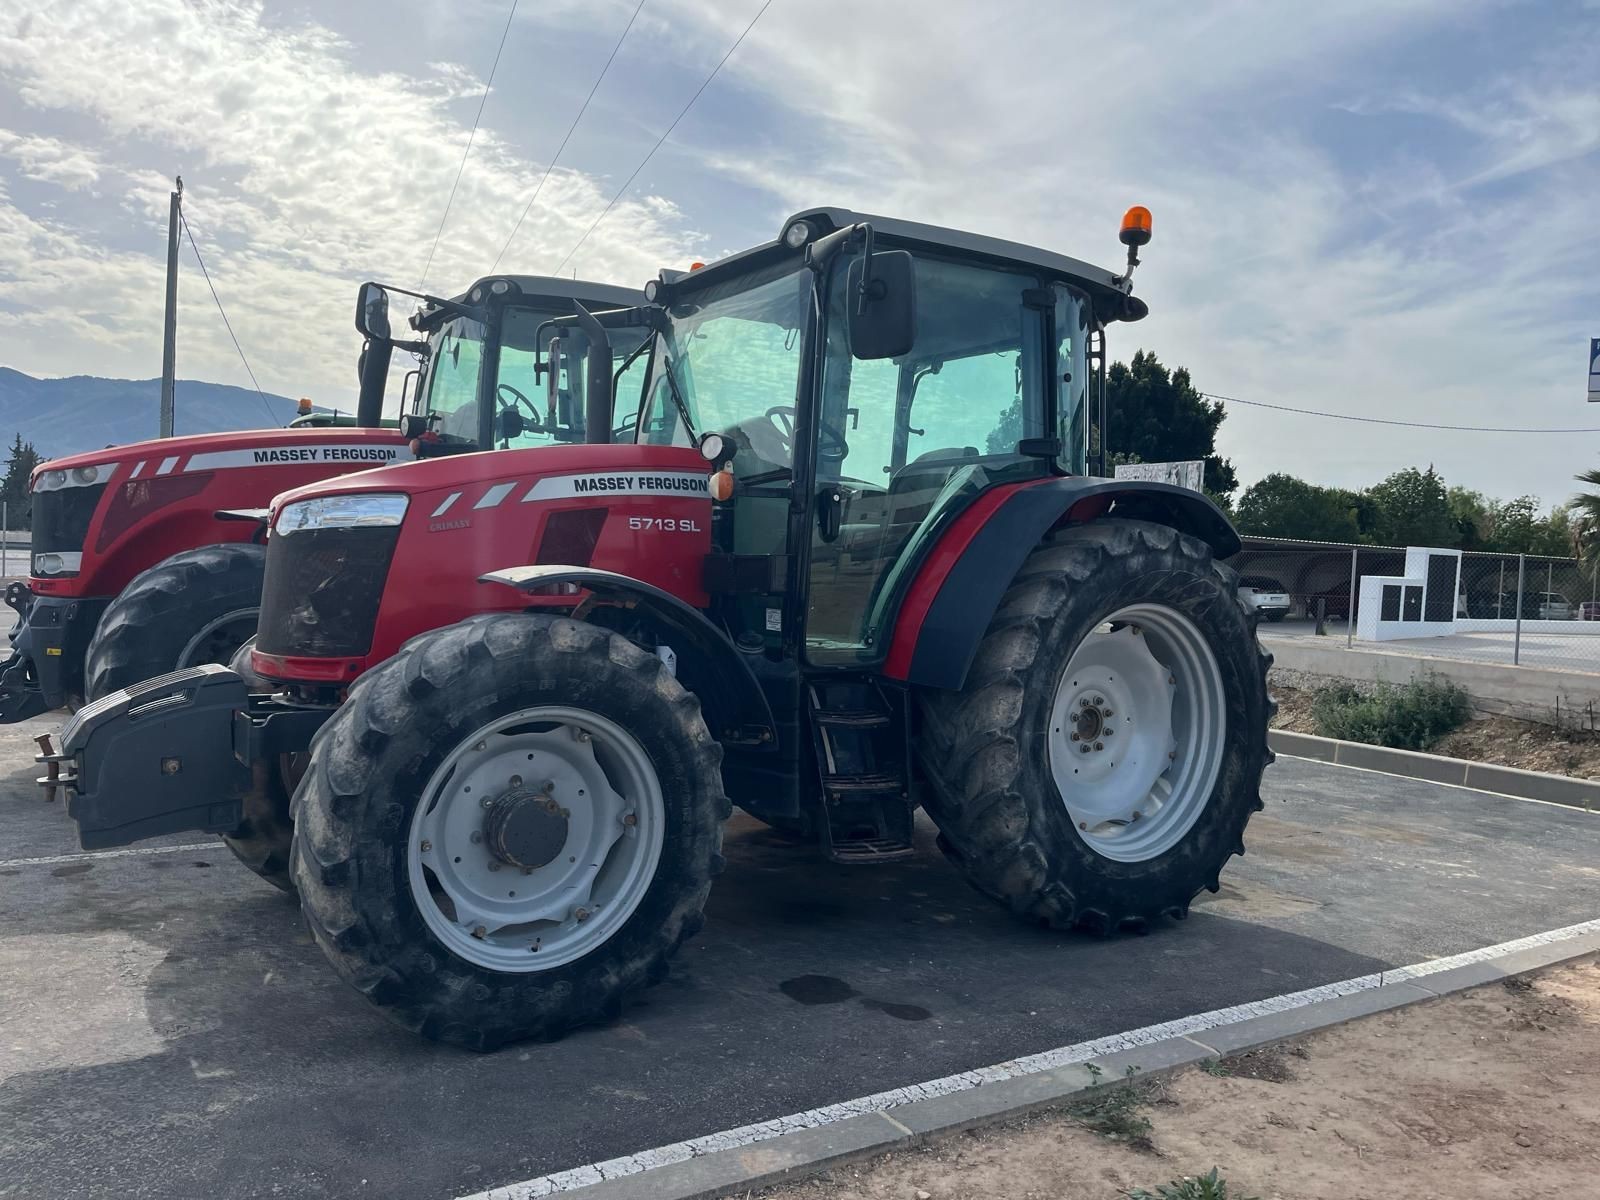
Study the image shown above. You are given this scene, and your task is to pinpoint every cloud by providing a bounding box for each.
[0,129,103,190]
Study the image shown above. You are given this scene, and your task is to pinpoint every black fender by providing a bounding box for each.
[901,478,1241,691]
[478,564,776,749]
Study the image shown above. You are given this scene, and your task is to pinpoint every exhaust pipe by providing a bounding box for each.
[569,302,614,444]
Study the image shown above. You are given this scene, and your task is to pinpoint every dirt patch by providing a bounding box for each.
[1272,683,1600,779]
[756,957,1600,1200]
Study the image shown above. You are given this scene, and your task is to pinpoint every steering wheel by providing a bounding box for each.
[497,382,544,431]
[765,405,849,463]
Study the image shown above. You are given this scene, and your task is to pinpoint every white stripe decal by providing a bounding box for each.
[128,461,145,479]
[432,492,463,518]
[182,444,405,472]
[519,471,710,504]
[156,456,180,475]
[474,482,516,510]
[457,917,1600,1199]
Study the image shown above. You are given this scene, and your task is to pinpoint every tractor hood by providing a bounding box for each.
[31,426,410,490]
[268,443,710,514]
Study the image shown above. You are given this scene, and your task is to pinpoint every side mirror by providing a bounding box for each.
[399,413,432,439]
[355,282,391,341]
[545,336,563,414]
[847,250,915,360]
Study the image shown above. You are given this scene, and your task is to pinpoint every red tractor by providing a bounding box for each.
[49,207,1272,1050]
[14,273,642,884]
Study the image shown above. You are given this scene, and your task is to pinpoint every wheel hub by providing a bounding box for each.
[483,788,569,869]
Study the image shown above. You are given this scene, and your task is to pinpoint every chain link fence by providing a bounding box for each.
[1228,537,1600,674]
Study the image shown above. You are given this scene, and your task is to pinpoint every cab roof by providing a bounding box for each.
[445,276,643,311]
[674,207,1144,321]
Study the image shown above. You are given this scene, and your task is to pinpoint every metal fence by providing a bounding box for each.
[1227,537,1600,674]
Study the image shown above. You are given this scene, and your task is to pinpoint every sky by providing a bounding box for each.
[1,0,1598,507]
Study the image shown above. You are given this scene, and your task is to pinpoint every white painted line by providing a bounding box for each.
[460,916,1600,1200]
[1276,752,1599,814]
[0,841,218,869]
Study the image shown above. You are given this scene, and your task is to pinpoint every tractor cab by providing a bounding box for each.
[354,274,647,453]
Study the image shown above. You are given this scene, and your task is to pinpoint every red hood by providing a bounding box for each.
[32,427,409,486]
[270,443,708,509]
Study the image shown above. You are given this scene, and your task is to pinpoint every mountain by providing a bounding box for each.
[0,368,349,458]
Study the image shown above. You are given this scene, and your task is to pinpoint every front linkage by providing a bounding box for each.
[1,583,109,722]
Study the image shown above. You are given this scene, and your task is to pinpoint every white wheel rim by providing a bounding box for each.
[406,706,665,972]
[1047,603,1226,863]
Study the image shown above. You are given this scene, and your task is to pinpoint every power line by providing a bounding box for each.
[178,210,279,427]
[1202,391,1600,435]
[419,0,521,291]
[490,0,647,273]
[550,0,775,278]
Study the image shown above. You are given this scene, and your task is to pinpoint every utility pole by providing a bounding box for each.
[159,176,183,438]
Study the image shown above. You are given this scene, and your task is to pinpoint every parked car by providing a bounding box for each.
[1538,592,1574,620]
[1580,601,1600,621]
[1237,578,1291,622]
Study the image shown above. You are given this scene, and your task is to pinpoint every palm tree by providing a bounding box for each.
[1570,468,1600,576]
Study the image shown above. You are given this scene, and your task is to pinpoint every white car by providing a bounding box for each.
[1238,583,1291,622]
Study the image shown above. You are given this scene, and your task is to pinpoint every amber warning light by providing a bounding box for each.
[1117,205,1153,283]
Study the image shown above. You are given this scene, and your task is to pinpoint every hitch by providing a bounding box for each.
[34,733,65,802]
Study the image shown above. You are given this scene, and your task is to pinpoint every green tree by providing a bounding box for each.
[1235,473,1362,542]
[1573,469,1600,576]
[1,434,41,531]
[1366,467,1459,548]
[1104,351,1237,497]
[1447,486,1492,549]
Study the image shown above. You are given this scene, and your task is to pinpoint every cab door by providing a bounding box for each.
[805,252,1050,666]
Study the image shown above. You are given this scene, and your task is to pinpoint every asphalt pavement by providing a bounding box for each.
[2,714,1598,1200]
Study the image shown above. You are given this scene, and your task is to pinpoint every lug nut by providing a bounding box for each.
[622,812,637,827]
[1070,732,1081,742]
[510,775,523,788]
[1094,741,1104,751]
[1093,696,1104,706]
[543,780,556,793]
[1080,745,1091,755]
[1103,709,1114,718]
[1079,821,1088,830]
[1104,729,1114,738]
[419,839,432,852]
[474,741,487,752]
[472,925,487,938]
[574,907,591,923]
[1132,811,1142,821]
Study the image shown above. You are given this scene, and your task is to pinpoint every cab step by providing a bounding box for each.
[806,679,915,864]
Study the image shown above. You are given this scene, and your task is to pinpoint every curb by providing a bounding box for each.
[468,922,1600,1200]
[1268,729,1600,811]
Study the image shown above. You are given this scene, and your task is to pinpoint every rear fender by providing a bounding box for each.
[479,564,776,749]
[885,478,1240,691]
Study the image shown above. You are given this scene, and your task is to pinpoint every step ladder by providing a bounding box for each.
[806,679,915,863]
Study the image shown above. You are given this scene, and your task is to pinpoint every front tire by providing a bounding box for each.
[291,614,728,1050]
[917,519,1273,933]
[84,543,266,701]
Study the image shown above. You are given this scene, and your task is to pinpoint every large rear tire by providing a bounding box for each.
[84,543,266,701]
[291,613,728,1050]
[917,519,1273,933]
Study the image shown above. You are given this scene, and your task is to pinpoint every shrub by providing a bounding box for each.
[1310,677,1471,751]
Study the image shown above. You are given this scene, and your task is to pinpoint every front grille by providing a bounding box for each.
[32,483,108,555]
[255,527,400,658]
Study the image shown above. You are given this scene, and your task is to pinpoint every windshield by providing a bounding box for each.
[418,305,649,449]
[638,263,808,478]
[420,314,486,442]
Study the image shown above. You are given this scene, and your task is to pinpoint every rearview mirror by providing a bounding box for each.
[355,282,391,341]
[847,250,915,360]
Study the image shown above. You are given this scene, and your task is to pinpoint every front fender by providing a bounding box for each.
[479,564,776,749]
[885,478,1240,691]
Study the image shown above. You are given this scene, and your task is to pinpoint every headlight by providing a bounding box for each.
[33,465,107,491]
[783,219,814,250]
[73,466,99,485]
[34,553,63,575]
[274,493,410,534]
[35,470,67,492]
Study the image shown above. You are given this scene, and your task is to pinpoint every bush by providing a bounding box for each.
[1310,677,1472,751]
